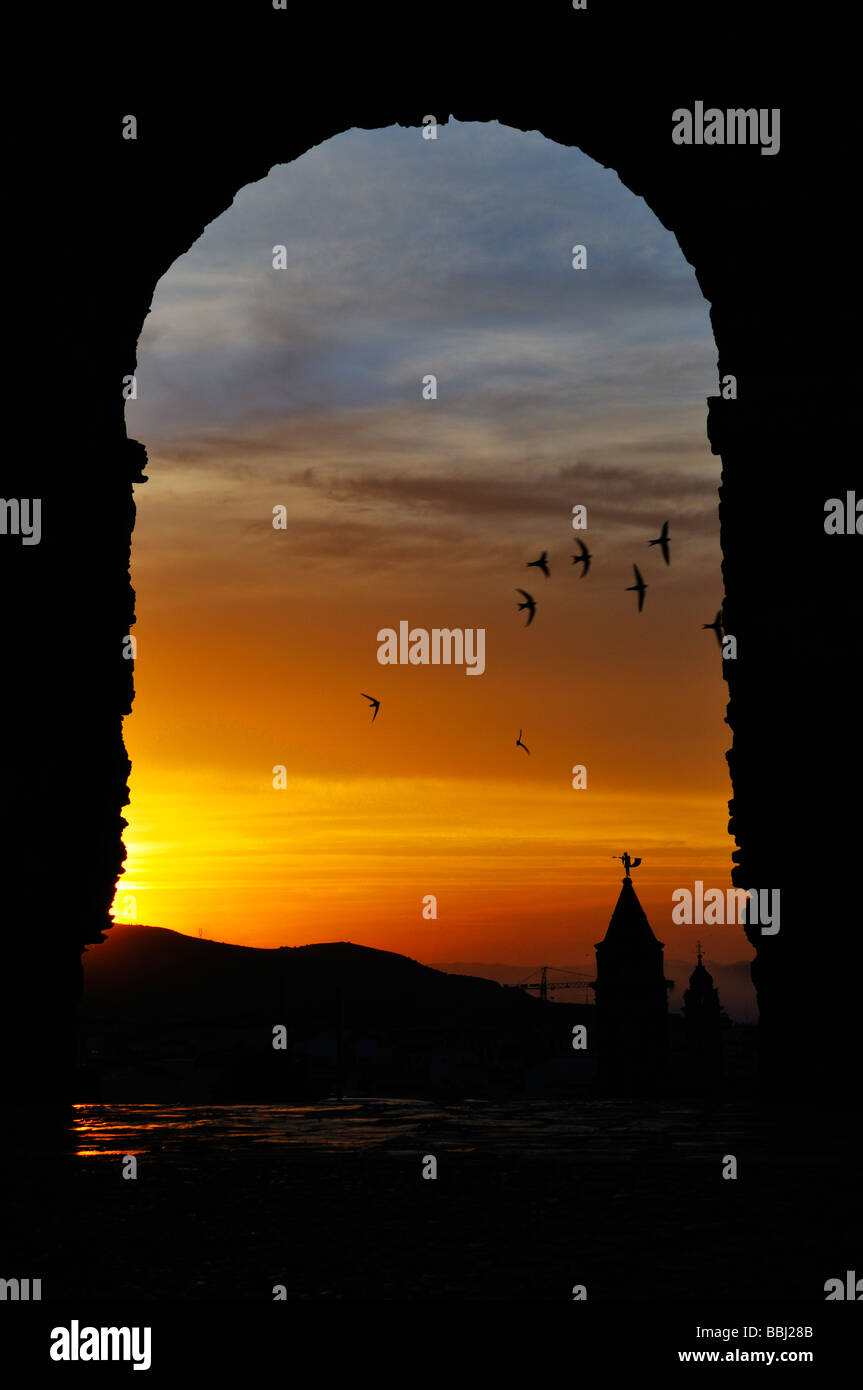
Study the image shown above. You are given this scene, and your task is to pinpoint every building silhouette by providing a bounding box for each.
[591,856,672,1090]
[682,942,727,1089]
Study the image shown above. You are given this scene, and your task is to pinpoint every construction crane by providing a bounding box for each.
[517,965,594,1004]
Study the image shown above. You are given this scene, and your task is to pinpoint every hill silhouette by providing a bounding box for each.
[80,926,592,1102]
[84,926,535,1020]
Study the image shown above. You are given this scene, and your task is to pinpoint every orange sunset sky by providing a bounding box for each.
[119,120,745,973]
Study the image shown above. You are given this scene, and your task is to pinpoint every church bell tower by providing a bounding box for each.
[682,942,727,1089]
[591,854,672,1090]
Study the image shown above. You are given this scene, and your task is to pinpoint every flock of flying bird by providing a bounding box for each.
[362,519,725,734]
[511,520,724,753]
[516,518,672,625]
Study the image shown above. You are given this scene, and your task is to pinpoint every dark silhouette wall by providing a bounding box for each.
[4,5,857,1105]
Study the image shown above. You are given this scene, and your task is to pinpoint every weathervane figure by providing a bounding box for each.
[614,851,642,878]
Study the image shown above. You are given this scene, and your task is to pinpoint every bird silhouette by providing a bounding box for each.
[527,550,550,578]
[626,564,647,611]
[571,539,592,576]
[361,693,380,721]
[515,589,537,626]
[701,611,723,648]
[648,520,671,565]
[516,729,530,755]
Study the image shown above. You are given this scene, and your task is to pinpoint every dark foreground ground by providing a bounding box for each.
[2,1097,859,1301]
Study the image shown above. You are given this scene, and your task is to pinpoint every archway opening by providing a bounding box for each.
[117,118,748,1015]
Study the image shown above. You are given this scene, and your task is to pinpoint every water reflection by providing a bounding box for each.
[70,1098,752,1162]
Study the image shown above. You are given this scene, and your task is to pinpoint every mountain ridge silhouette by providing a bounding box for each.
[79,925,593,1102]
[83,924,546,1021]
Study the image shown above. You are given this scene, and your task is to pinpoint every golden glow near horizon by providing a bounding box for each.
[115,122,747,969]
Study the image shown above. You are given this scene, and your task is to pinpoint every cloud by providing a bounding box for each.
[129,122,719,576]
[129,120,716,447]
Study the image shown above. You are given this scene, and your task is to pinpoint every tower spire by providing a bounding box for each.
[591,856,671,1090]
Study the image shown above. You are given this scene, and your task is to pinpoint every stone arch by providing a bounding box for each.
[9,86,844,1107]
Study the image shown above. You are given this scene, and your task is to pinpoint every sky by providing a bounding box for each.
[120,118,746,974]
